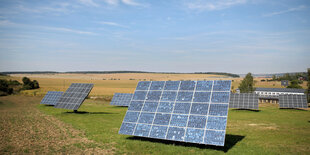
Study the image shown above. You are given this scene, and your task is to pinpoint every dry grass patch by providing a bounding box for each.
[0,96,114,154]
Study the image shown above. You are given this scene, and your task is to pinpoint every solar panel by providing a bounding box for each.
[229,93,259,110]
[54,83,94,110]
[279,94,308,109]
[110,93,133,106]
[119,80,231,146]
[40,91,63,105]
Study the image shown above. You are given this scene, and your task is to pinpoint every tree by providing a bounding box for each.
[307,68,310,103]
[287,80,302,89]
[272,75,276,81]
[238,73,255,93]
[22,77,40,90]
[33,80,40,89]
[22,77,31,85]
[0,79,13,96]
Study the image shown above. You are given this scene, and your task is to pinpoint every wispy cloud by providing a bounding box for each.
[186,0,247,11]
[15,3,75,14]
[98,21,128,28]
[101,0,147,7]
[79,0,99,7]
[263,5,307,17]
[43,26,97,35]
[103,0,119,5]
[0,20,97,35]
[121,0,147,7]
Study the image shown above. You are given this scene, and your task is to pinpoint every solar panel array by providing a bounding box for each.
[119,80,231,146]
[279,94,308,109]
[229,93,259,110]
[110,93,133,106]
[54,83,93,110]
[40,91,63,105]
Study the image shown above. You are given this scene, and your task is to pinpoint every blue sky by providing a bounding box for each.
[0,0,309,74]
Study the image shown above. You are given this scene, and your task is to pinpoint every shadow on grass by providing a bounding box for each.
[279,108,308,111]
[111,106,128,108]
[63,111,117,114]
[231,109,260,112]
[44,105,54,107]
[127,134,244,153]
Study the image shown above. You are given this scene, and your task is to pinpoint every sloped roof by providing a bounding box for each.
[255,87,305,93]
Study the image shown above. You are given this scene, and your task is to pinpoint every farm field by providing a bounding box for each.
[2,73,308,97]
[0,95,309,154]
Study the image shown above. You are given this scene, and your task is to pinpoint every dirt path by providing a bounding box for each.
[0,96,114,154]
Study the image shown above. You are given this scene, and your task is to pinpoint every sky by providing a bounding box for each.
[0,0,309,74]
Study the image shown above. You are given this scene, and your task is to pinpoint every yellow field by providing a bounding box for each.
[3,73,308,97]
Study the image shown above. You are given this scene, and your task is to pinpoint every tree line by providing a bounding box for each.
[0,77,39,96]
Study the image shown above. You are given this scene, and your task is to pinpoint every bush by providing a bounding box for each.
[22,77,40,90]
[0,79,13,96]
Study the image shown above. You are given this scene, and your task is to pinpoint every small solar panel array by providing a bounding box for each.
[279,94,308,109]
[54,83,94,110]
[119,80,231,146]
[229,93,259,110]
[110,93,133,106]
[40,91,63,105]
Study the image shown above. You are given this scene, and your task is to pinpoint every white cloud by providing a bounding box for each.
[186,0,247,11]
[121,0,146,7]
[0,20,97,35]
[103,0,119,5]
[79,0,99,7]
[263,5,307,17]
[43,27,98,35]
[98,21,128,28]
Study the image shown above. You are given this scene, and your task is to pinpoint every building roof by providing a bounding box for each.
[255,87,305,93]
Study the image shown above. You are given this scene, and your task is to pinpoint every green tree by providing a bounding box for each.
[0,79,13,96]
[33,80,40,89]
[22,77,31,85]
[238,73,255,93]
[287,80,302,89]
[22,77,40,90]
[307,68,310,102]
[272,75,276,81]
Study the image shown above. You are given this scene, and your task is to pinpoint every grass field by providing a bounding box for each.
[1,95,309,154]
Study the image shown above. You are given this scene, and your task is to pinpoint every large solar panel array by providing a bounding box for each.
[279,94,308,109]
[229,93,259,110]
[110,93,133,106]
[40,91,63,105]
[54,83,94,110]
[119,80,231,146]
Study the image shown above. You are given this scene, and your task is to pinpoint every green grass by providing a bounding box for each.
[37,99,310,155]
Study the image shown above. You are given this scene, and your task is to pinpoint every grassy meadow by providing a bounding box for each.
[0,96,309,154]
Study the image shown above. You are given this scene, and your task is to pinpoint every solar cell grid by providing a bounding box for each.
[119,80,231,146]
[279,94,307,109]
[40,91,63,105]
[54,83,93,110]
[229,93,259,110]
[110,93,133,106]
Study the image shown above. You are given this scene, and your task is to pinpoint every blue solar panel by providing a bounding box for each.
[119,80,231,146]
[54,83,93,110]
[110,93,133,106]
[40,91,63,105]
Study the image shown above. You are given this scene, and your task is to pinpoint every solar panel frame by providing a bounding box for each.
[54,83,94,110]
[40,91,63,105]
[119,80,231,146]
[279,94,307,109]
[110,93,133,106]
[229,93,259,110]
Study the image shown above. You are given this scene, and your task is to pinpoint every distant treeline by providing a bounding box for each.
[194,72,240,77]
[0,71,239,77]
